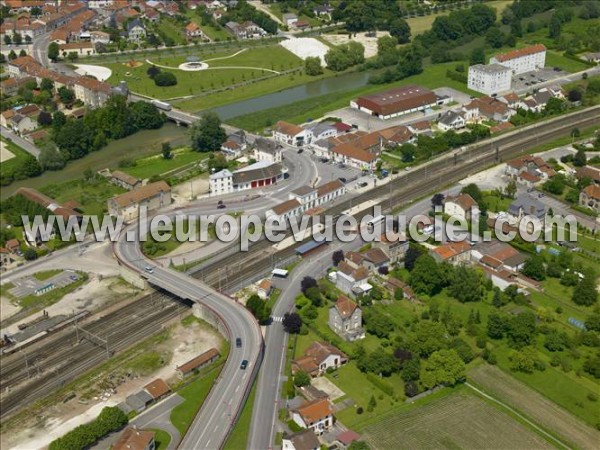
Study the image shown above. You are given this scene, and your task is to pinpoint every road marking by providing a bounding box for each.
[235,385,240,392]
[271,316,283,322]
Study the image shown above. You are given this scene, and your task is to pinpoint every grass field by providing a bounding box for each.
[103,45,303,101]
[33,270,62,281]
[469,364,600,450]
[150,429,171,450]
[122,147,208,180]
[227,61,481,130]
[170,366,221,435]
[223,380,256,450]
[0,137,35,184]
[362,389,554,449]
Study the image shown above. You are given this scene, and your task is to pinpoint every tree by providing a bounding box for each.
[573,148,587,167]
[57,86,75,105]
[246,294,271,323]
[549,14,562,39]
[431,193,445,209]
[18,49,26,57]
[332,250,344,266]
[304,56,323,76]
[37,110,53,126]
[293,370,310,387]
[404,244,424,271]
[357,348,398,376]
[363,309,394,339]
[23,248,38,261]
[282,312,302,334]
[492,289,505,308]
[485,27,505,48]
[367,394,377,412]
[154,71,177,86]
[521,254,546,281]
[300,276,317,294]
[389,18,411,44]
[505,179,517,199]
[573,271,598,306]
[40,78,54,92]
[190,112,226,152]
[4,34,11,45]
[421,349,466,389]
[409,255,445,296]
[67,51,78,62]
[39,145,66,170]
[161,141,172,159]
[13,32,22,45]
[147,65,161,79]
[507,311,537,348]
[487,313,507,339]
[52,111,67,130]
[568,88,582,102]
[48,42,60,62]
[585,310,600,332]
[470,47,486,65]
[411,321,447,357]
[449,266,483,303]
[460,183,483,204]
[8,50,17,60]
[404,380,419,398]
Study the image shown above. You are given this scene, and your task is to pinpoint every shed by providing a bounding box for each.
[296,239,327,256]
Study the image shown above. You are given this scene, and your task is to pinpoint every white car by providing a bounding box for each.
[144,266,154,274]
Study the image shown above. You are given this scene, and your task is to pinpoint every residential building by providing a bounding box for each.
[467,63,512,96]
[59,42,95,56]
[373,232,408,264]
[508,194,546,221]
[377,124,415,146]
[225,20,266,39]
[336,430,362,449]
[292,341,348,376]
[73,77,113,108]
[274,121,308,146]
[143,378,171,401]
[407,120,432,135]
[282,12,298,27]
[127,18,146,43]
[124,390,154,413]
[351,85,438,120]
[109,170,142,190]
[291,398,334,435]
[361,248,390,271]
[113,427,155,450]
[254,137,282,163]
[444,193,478,220]
[5,239,20,254]
[15,187,80,223]
[430,240,471,265]
[209,162,284,195]
[386,277,416,301]
[266,180,345,220]
[335,261,370,296]
[304,122,338,143]
[0,248,12,271]
[463,96,516,123]
[5,113,36,134]
[185,21,206,40]
[580,185,600,213]
[328,295,365,341]
[505,155,556,184]
[437,110,466,131]
[221,141,244,159]
[107,181,171,222]
[282,430,320,450]
[471,240,528,272]
[489,44,546,75]
[176,348,220,378]
[575,166,600,185]
[90,30,111,44]
[330,143,379,171]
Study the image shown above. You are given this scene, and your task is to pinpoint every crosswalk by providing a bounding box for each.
[271,316,284,323]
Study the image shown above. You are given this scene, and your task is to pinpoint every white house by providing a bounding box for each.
[304,122,338,143]
[437,110,466,131]
[274,121,308,146]
[253,137,282,163]
[209,169,234,195]
[291,398,334,436]
[444,193,478,220]
[127,19,146,43]
[209,162,285,195]
[489,44,546,75]
[468,63,512,96]
[266,179,346,220]
[292,341,348,376]
[282,13,298,27]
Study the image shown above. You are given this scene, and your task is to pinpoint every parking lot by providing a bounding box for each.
[511,67,569,92]
[311,154,363,185]
[9,270,79,298]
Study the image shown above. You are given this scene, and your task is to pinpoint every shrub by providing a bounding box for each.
[154,71,177,86]
[356,406,364,415]
[588,393,598,402]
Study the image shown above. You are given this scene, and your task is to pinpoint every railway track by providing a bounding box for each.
[0,291,184,420]
[0,107,596,421]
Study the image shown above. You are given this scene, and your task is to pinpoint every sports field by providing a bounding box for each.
[362,390,554,450]
[469,364,600,450]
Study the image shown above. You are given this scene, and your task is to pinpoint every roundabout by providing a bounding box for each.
[178,56,209,71]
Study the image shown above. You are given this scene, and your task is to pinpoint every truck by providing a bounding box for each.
[151,100,172,111]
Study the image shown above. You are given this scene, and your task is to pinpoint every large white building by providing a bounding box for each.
[468,63,512,96]
[489,44,546,75]
[209,162,284,196]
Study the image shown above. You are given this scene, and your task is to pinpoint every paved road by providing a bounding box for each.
[1,126,41,158]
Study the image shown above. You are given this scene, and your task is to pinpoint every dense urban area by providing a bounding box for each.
[0,0,599,450]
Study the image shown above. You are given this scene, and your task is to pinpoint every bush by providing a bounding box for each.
[356,406,364,415]
[154,71,178,86]
[366,372,394,397]
[588,393,598,402]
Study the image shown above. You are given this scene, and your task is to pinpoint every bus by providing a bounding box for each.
[366,215,385,229]
[151,100,172,111]
[272,268,289,278]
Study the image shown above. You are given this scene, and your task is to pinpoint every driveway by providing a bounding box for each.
[1,126,41,158]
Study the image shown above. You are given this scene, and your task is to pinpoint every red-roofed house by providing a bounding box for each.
[430,240,471,264]
[274,121,308,146]
[580,185,600,213]
[291,398,334,435]
[292,341,347,377]
[185,22,206,40]
[328,295,364,341]
[444,193,478,220]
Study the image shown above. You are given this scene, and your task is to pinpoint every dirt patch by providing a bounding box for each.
[312,376,345,401]
[124,60,143,68]
[0,141,15,163]
[469,364,600,450]
[171,175,210,204]
[323,31,391,58]
[2,313,223,450]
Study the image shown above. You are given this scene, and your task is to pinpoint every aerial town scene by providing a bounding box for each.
[0,0,599,449]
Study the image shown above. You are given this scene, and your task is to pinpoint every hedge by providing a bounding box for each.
[366,372,395,397]
[49,406,128,450]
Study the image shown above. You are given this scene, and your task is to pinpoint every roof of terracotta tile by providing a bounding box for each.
[378,125,413,143]
[317,179,344,197]
[480,254,503,269]
[143,378,170,399]
[186,22,200,31]
[490,122,514,134]
[258,278,272,291]
[176,348,219,374]
[294,398,333,425]
[334,295,358,319]
[379,232,407,244]
[576,166,600,183]
[332,143,378,163]
[519,171,540,183]
[271,198,301,215]
[333,122,352,132]
[352,266,369,281]
[432,240,471,260]
[445,193,477,211]
[503,92,520,103]
[275,120,304,136]
[363,248,390,264]
[292,355,318,373]
[6,239,20,249]
[8,55,37,68]
[337,260,354,276]
[59,42,94,50]
[352,131,382,151]
[337,430,361,445]
[0,247,9,254]
[493,44,546,62]
[222,140,241,150]
[111,170,140,186]
[113,427,155,450]
[583,185,600,200]
[409,120,431,130]
[110,181,170,208]
[287,430,321,450]
[345,251,364,265]
[305,341,347,362]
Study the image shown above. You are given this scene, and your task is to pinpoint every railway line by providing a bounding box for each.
[0,291,184,420]
[0,106,596,423]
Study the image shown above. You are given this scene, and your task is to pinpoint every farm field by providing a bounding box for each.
[469,364,600,450]
[102,45,304,101]
[361,389,554,450]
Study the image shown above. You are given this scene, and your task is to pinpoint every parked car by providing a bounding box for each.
[357,181,368,188]
[297,148,304,154]
[236,337,242,348]
[240,359,248,370]
[339,177,347,183]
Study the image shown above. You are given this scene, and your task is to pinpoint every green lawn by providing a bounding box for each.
[483,194,512,213]
[152,18,187,46]
[17,272,89,310]
[223,380,256,450]
[0,137,36,185]
[102,45,303,101]
[150,428,171,450]
[33,270,62,281]
[228,61,481,131]
[170,366,222,435]
[122,147,208,180]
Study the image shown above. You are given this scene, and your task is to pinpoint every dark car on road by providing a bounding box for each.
[297,148,304,154]
[240,359,248,370]
[217,200,226,209]
[236,337,242,348]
